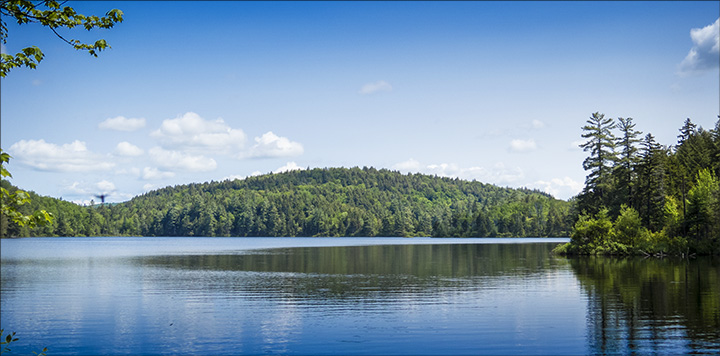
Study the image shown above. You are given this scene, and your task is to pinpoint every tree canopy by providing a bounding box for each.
[2,167,572,238]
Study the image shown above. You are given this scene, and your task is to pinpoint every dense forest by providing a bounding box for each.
[1,167,571,238]
[556,114,720,255]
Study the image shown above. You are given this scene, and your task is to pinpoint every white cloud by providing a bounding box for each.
[679,18,720,75]
[274,162,303,174]
[247,131,304,158]
[148,147,217,172]
[142,166,176,180]
[531,119,545,129]
[9,139,114,172]
[392,158,421,171]
[66,181,90,195]
[99,116,147,132]
[529,177,583,200]
[392,159,524,186]
[115,167,141,176]
[142,183,155,191]
[151,112,246,153]
[114,142,144,157]
[509,139,537,153]
[96,180,116,193]
[63,180,116,196]
[359,80,392,95]
[222,170,269,181]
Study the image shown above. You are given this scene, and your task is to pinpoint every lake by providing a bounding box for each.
[1,237,718,355]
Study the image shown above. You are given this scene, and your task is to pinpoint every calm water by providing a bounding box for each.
[1,237,718,355]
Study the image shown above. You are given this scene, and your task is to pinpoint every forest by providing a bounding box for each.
[556,114,720,256]
[0,167,572,238]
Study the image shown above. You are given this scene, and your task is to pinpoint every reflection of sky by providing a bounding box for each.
[2,237,585,355]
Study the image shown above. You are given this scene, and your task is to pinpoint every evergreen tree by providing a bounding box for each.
[578,112,617,214]
[613,117,642,213]
[637,133,667,231]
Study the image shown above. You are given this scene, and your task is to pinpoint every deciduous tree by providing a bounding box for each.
[1,0,123,76]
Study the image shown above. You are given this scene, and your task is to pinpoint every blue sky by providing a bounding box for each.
[2,1,718,203]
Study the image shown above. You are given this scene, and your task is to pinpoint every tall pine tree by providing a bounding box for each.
[637,133,667,231]
[613,117,642,214]
[578,112,617,214]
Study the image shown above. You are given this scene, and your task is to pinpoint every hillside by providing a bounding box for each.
[2,167,572,237]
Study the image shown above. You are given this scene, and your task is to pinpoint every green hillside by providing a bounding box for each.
[2,167,572,237]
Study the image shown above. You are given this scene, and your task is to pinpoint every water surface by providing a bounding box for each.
[1,237,717,355]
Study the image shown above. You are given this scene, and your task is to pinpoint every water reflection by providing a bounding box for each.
[568,257,720,354]
[138,243,566,298]
[3,238,717,355]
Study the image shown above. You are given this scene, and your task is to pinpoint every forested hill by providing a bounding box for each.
[2,167,572,238]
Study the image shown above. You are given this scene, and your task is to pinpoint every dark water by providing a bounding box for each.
[1,237,718,355]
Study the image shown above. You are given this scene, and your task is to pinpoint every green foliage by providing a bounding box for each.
[613,205,644,246]
[565,114,720,256]
[0,329,47,356]
[567,208,614,254]
[0,0,123,76]
[2,167,572,238]
[1,149,53,235]
[0,329,19,354]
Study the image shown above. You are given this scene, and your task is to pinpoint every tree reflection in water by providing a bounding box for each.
[139,243,718,354]
[569,257,719,354]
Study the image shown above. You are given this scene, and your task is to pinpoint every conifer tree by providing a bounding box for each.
[637,133,666,231]
[578,112,617,213]
[613,117,642,213]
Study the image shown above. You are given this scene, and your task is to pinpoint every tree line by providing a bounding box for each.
[557,113,720,255]
[1,167,572,238]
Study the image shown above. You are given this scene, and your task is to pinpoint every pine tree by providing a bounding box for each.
[613,117,642,214]
[578,112,617,213]
[637,133,666,231]
[677,118,697,146]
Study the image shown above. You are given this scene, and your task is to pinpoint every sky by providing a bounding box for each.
[1,1,719,204]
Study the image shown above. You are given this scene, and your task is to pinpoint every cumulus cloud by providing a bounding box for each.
[65,181,90,195]
[274,161,304,174]
[679,17,720,75]
[114,142,144,157]
[247,131,304,158]
[392,159,524,186]
[142,166,176,180]
[509,139,537,153]
[96,180,116,193]
[359,80,392,95]
[99,116,147,132]
[529,177,583,200]
[148,147,217,172]
[64,180,116,197]
[151,112,246,153]
[9,139,114,172]
[392,158,421,171]
[222,168,282,182]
